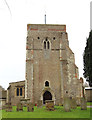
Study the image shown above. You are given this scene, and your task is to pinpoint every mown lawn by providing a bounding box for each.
[87,102,92,106]
[1,106,91,118]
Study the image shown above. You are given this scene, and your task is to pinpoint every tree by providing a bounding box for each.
[83,30,92,87]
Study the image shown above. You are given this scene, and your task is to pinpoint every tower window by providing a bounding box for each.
[44,41,46,49]
[46,38,48,41]
[43,38,50,49]
[45,81,49,87]
[47,41,49,49]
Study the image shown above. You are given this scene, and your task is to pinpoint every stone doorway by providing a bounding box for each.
[43,91,52,104]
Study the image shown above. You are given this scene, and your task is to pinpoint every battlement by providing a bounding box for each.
[27,24,66,32]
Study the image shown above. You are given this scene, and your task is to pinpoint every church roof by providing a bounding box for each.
[9,80,25,84]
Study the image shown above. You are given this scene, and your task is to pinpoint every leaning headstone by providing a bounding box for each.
[5,103,12,112]
[27,103,34,112]
[80,97,87,110]
[70,98,77,109]
[45,100,54,111]
[63,97,71,112]
[16,103,23,111]
[37,100,42,108]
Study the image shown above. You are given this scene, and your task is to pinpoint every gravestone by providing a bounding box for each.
[5,103,12,112]
[70,98,77,109]
[2,105,6,110]
[17,103,23,111]
[76,97,81,106]
[80,97,87,110]
[63,97,71,112]
[37,100,42,108]
[45,100,54,111]
[27,103,34,112]
[20,98,30,107]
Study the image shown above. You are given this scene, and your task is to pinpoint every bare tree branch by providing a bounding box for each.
[4,0,12,16]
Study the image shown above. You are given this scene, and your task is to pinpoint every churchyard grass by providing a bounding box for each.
[87,102,92,106]
[1,105,91,118]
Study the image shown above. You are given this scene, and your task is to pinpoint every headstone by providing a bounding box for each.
[80,97,87,110]
[76,97,81,106]
[2,105,6,110]
[20,98,30,107]
[70,98,77,109]
[37,100,42,108]
[16,103,23,111]
[59,103,62,106]
[45,100,54,111]
[27,103,34,112]
[5,103,12,112]
[63,97,71,112]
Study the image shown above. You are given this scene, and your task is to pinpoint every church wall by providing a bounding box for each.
[26,24,82,105]
[33,50,61,104]
[7,81,25,105]
[26,24,67,104]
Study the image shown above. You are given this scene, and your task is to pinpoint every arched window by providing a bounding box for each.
[47,41,49,49]
[17,88,19,96]
[43,38,50,49]
[44,41,46,49]
[20,88,22,96]
[45,81,49,87]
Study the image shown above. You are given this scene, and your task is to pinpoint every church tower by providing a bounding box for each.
[25,24,81,105]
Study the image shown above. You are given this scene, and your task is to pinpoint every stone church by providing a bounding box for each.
[7,24,83,105]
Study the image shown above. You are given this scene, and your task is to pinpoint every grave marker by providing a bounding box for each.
[5,103,12,112]
[17,103,23,111]
[80,97,87,110]
[37,100,42,108]
[63,97,71,112]
[70,98,77,109]
[27,103,34,112]
[45,100,54,111]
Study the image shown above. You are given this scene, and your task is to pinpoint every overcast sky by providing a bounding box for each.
[0,0,91,89]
